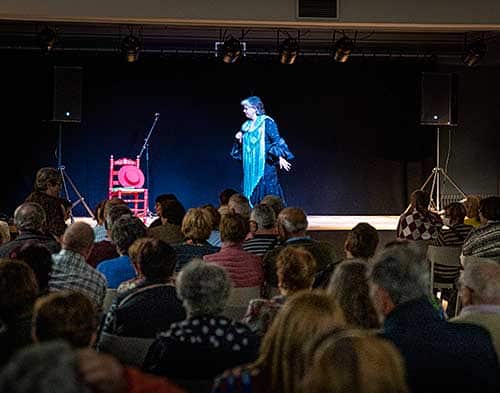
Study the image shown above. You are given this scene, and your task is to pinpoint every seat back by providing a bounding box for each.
[223,286,260,321]
[97,332,154,367]
[427,245,462,290]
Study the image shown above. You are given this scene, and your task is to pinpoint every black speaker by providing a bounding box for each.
[420,72,458,126]
[52,66,82,123]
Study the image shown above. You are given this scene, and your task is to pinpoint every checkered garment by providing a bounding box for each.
[49,249,107,309]
[397,209,443,240]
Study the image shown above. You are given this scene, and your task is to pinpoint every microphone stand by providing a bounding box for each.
[138,113,160,216]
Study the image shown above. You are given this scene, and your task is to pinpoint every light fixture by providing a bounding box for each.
[279,38,299,64]
[333,36,354,63]
[462,38,487,67]
[121,34,141,63]
[39,27,57,53]
[219,37,242,64]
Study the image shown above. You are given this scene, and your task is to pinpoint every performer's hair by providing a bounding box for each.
[241,96,266,115]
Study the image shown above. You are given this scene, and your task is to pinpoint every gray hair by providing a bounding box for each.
[460,260,500,304]
[0,340,86,393]
[250,204,276,230]
[260,194,285,217]
[14,202,46,232]
[62,222,94,254]
[368,246,429,306]
[110,215,147,255]
[278,207,308,234]
[176,259,231,316]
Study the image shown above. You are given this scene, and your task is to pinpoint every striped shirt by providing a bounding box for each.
[49,249,107,309]
[242,234,279,257]
[462,221,500,259]
[433,224,474,246]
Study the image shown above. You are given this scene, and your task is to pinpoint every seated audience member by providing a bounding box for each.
[260,194,285,217]
[33,290,98,348]
[227,193,251,220]
[149,194,182,229]
[97,215,147,289]
[303,330,409,393]
[213,291,346,393]
[451,260,500,358]
[202,204,222,247]
[463,194,482,228]
[462,196,500,260]
[148,198,185,244]
[243,204,279,256]
[87,201,131,268]
[143,260,258,385]
[0,202,60,258]
[116,237,149,294]
[9,241,53,295]
[263,207,339,289]
[92,199,108,242]
[204,213,263,288]
[396,189,442,241]
[0,220,10,245]
[367,245,499,393]
[243,246,316,336]
[100,238,185,339]
[172,208,219,272]
[50,222,107,310]
[0,259,37,367]
[327,260,380,329]
[24,167,69,240]
[432,202,473,246]
[218,188,238,216]
[0,340,185,393]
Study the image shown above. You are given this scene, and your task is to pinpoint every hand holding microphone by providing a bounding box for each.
[235,131,243,143]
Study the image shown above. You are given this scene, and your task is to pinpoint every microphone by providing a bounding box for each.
[154,112,160,118]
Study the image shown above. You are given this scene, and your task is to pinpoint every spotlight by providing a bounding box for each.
[220,37,242,64]
[279,38,299,65]
[463,39,487,67]
[39,27,57,53]
[121,34,141,63]
[333,36,354,63]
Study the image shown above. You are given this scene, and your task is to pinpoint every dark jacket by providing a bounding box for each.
[0,230,60,258]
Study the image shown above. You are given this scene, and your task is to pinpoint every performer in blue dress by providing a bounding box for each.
[231,96,294,206]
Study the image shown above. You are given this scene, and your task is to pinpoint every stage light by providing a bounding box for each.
[121,34,141,63]
[219,37,242,64]
[333,36,354,63]
[279,38,299,64]
[463,38,487,67]
[39,27,57,53]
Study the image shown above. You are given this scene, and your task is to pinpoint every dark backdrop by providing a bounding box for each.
[3,52,496,217]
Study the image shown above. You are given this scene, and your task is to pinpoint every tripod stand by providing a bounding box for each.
[56,123,95,221]
[420,126,467,211]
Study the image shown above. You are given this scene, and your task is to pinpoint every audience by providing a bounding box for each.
[148,198,185,244]
[243,203,279,256]
[202,204,222,247]
[432,202,473,246]
[116,237,150,294]
[204,212,263,288]
[149,193,181,229]
[463,194,482,228]
[0,221,10,245]
[260,194,285,217]
[344,222,379,260]
[227,193,251,220]
[218,188,238,216]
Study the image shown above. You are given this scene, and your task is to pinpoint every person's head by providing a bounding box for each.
[61,222,95,258]
[104,203,132,231]
[249,204,276,234]
[33,291,98,348]
[443,202,466,226]
[219,188,238,207]
[220,213,249,244]
[136,238,177,282]
[327,261,380,329]
[241,96,266,119]
[228,194,251,220]
[9,242,53,295]
[34,167,62,197]
[176,259,231,317]
[93,199,107,225]
[0,221,10,244]
[303,330,409,393]
[128,237,150,276]
[367,245,429,323]
[479,196,500,223]
[110,215,147,255]
[180,208,212,242]
[459,260,500,307]
[13,202,46,233]
[344,222,379,259]
[154,193,178,214]
[276,246,316,294]
[158,199,186,226]
[256,290,345,393]
[0,259,38,321]
[261,195,285,217]
[409,190,430,212]
[463,195,481,220]
[201,204,221,230]
[277,207,308,240]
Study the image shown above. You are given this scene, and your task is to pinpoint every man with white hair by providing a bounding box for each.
[451,260,500,358]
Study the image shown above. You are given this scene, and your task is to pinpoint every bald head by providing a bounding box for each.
[62,222,94,255]
[277,207,308,238]
[14,202,46,232]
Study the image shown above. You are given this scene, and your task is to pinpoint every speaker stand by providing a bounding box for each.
[56,123,95,221]
[420,127,467,211]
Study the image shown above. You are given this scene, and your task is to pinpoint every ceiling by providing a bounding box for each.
[1,19,500,65]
